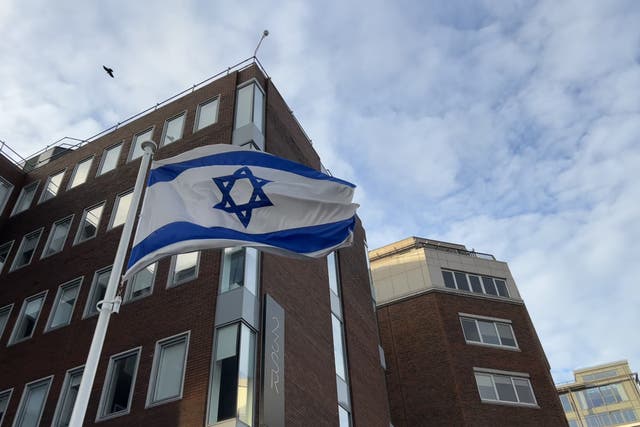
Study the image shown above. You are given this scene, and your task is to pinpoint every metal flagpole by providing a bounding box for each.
[69,140,157,427]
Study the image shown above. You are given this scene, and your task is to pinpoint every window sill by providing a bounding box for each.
[480,399,539,409]
[465,341,520,352]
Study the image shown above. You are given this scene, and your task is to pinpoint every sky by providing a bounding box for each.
[1,0,639,384]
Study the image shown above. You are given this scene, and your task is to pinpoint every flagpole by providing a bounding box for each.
[69,140,157,427]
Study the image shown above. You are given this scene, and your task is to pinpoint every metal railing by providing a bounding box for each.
[2,56,269,171]
[369,239,496,262]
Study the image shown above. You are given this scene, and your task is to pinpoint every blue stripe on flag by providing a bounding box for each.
[148,150,355,188]
[127,217,356,269]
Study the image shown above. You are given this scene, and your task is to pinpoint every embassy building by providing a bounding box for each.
[0,60,391,427]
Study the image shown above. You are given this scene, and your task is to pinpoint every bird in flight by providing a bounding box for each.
[103,65,114,78]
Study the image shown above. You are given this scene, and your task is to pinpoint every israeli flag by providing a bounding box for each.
[123,144,358,281]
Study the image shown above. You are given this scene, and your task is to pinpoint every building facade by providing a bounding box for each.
[557,360,640,427]
[371,236,567,426]
[0,61,390,427]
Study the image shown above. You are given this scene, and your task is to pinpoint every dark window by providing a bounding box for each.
[468,275,483,293]
[481,276,498,295]
[454,272,470,291]
[494,279,509,297]
[442,271,456,289]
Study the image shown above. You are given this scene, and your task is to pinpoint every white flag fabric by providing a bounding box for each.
[123,144,358,281]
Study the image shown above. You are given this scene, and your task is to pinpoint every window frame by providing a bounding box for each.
[10,228,44,272]
[45,277,83,332]
[474,369,538,407]
[146,331,191,407]
[442,269,510,298]
[12,375,53,427]
[41,215,74,259]
[160,111,187,146]
[67,156,94,190]
[167,251,200,288]
[124,262,157,303]
[96,347,142,421]
[96,142,123,176]
[0,388,13,426]
[108,188,134,230]
[0,303,14,341]
[128,127,155,162]
[0,176,14,216]
[74,201,106,245]
[8,290,48,345]
[10,181,39,217]
[83,265,112,318]
[0,240,15,275]
[459,313,519,350]
[193,97,220,132]
[51,365,84,427]
[38,169,66,204]
[234,80,265,133]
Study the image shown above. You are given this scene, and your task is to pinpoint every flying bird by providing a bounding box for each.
[103,65,114,78]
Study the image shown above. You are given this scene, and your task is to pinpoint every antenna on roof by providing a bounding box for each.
[254,30,269,58]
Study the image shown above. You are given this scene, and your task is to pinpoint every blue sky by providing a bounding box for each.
[1,0,639,383]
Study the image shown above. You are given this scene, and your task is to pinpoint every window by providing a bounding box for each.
[46,278,82,331]
[194,97,219,131]
[0,304,13,340]
[161,112,186,146]
[97,143,123,176]
[52,366,83,427]
[129,128,154,161]
[74,203,105,244]
[332,314,348,380]
[68,157,93,189]
[10,229,43,271]
[0,176,13,215]
[9,292,47,345]
[147,332,190,406]
[168,251,199,287]
[474,371,537,406]
[559,394,573,412]
[219,247,259,295]
[97,348,141,420]
[235,82,265,132]
[208,323,256,426]
[13,376,53,427]
[585,409,637,427]
[125,262,156,302]
[576,384,628,409]
[108,189,133,229]
[41,216,73,258]
[84,266,111,317]
[338,405,351,427]
[39,170,65,203]
[0,388,13,426]
[11,181,39,216]
[460,315,518,349]
[582,370,618,382]
[0,241,14,274]
[442,270,510,298]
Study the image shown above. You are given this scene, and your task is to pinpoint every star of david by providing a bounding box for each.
[212,166,273,228]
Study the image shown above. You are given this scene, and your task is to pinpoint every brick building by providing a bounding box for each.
[371,236,567,427]
[0,60,390,427]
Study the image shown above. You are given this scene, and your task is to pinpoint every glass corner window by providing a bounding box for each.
[168,251,200,287]
[234,82,265,133]
[219,247,259,295]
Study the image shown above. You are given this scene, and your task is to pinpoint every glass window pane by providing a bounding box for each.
[41,171,65,202]
[211,324,239,423]
[13,182,38,214]
[13,231,42,269]
[128,263,155,300]
[13,295,45,342]
[0,390,11,425]
[221,248,245,293]
[494,376,518,402]
[482,277,498,295]
[130,129,153,160]
[475,373,497,400]
[237,325,256,426]
[513,378,536,404]
[44,217,72,257]
[560,394,573,412]
[494,279,509,297]
[110,191,133,229]
[327,252,340,295]
[253,86,264,132]
[15,379,51,427]
[235,85,253,129]
[69,158,93,189]
[0,242,12,273]
[87,268,111,316]
[585,387,604,408]
[103,352,138,416]
[442,271,456,289]
[0,305,11,339]
[55,369,83,427]
[454,272,470,291]
[196,98,219,130]
[50,281,80,329]
[172,252,198,285]
[162,114,185,145]
[332,314,347,380]
[98,144,122,175]
[496,323,517,347]
[338,405,350,427]
[76,204,104,243]
[478,321,500,345]
[468,275,483,293]
[0,177,12,214]
[461,318,480,342]
[153,337,187,402]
